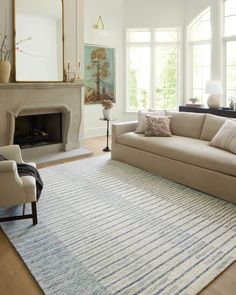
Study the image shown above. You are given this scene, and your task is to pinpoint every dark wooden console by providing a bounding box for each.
[179,106,236,118]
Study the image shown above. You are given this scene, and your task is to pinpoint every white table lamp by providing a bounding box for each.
[205,80,223,109]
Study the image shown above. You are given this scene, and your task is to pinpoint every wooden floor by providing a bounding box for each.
[0,136,235,295]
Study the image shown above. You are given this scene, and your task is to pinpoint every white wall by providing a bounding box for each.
[184,0,211,25]
[124,0,185,27]
[84,0,124,138]
[0,0,13,52]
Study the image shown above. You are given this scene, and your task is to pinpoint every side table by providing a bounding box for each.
[100,118,115,152]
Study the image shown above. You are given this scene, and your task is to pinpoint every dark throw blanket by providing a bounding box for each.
[0,155,43,200]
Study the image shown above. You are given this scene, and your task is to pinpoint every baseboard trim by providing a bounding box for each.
[84,126,111,139]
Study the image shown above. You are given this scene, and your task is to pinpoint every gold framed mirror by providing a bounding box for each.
[13,0,64,82]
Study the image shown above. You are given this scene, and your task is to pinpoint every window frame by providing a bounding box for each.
[187,7,212,105]
[223,0,236,103]
[125,27,182,113]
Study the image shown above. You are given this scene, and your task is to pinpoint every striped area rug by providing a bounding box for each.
[1,155,236,295]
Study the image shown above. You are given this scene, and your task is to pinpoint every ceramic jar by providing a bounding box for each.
[207,95,221,109]
[0,60,11,83]
[103,108,111,120]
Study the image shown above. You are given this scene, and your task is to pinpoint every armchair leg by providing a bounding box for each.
[22,204,26,215]
[0,202,38,225]
[31,202,38,225]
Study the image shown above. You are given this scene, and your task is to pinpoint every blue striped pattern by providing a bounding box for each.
[1,155,236,295]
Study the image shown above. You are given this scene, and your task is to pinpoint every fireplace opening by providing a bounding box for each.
[14,113,62,149]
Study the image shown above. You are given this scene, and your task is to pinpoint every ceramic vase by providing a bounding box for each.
[103,108,111,120]
[207,95,221,109]
[0,60,11,83]
[229,99,234,109]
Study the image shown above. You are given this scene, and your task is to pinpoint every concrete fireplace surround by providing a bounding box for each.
[0,82,92,163]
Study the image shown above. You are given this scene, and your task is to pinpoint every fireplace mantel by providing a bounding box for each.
[0,82,84,158]
[0,81,84,90]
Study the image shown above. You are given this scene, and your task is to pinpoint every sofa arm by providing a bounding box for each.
[112,121,138,143]
[0,145,25,163]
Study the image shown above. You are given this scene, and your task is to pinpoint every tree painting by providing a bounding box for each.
[84,45,115,104]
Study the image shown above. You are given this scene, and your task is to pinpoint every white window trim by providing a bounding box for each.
[188,40,211,102]
[186,7,212,104]
[223,37,236,103]
[223,0,236,103]
[125,27,183,113]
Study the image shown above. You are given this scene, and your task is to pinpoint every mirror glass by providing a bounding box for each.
[14,0,64,82]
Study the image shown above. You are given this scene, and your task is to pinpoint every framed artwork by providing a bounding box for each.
[84,44,115,104]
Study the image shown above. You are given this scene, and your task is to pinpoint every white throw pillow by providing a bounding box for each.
[135,110,166,134]
[210,120,236,154]
[148,108,166,112]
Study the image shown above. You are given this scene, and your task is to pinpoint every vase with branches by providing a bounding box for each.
[0,32,32,83]
[0,34,32,61]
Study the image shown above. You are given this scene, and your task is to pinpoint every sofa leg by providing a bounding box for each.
[31,202,38,225]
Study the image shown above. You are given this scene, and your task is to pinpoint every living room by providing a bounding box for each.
[0,0,235,295]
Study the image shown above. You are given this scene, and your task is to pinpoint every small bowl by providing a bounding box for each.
[189,98,198,104]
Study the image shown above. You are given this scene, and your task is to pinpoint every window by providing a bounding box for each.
[126,28,180,111]
[224,0,236,37]
[188,8,211,104]
[224,0,236,100]
[127,44,151,110]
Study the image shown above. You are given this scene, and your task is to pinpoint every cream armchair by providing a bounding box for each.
[0,145,38,225]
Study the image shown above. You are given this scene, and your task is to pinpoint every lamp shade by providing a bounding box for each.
[205,80,223,95]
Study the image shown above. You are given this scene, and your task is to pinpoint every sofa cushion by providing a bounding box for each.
[200,114,227,141]
[144,116,172,137]
[117,132,236,177]
[167,111,206,139]
[210,120,236,154]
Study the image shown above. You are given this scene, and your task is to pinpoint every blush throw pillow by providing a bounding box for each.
[144,115,172,137]
[210,120,236,154]
[135,110,166,134]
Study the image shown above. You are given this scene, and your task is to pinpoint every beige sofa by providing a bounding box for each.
[112,112,236,204]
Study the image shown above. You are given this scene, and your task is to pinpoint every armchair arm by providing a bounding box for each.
[0,160,23,186]
[112,121,138,143]
[0,160,17,172]
[0,145,25,163]
[0,160,25,207]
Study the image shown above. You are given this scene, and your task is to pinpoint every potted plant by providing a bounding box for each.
[101,99,113,119]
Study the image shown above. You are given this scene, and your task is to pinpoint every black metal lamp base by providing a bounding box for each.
[103,147,111,152]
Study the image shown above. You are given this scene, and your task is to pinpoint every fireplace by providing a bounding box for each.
[0,82,85,164]
[14,113,62,149]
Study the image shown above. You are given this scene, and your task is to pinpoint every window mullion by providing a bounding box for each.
[223,0,236,103]
[150,30,155,109]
